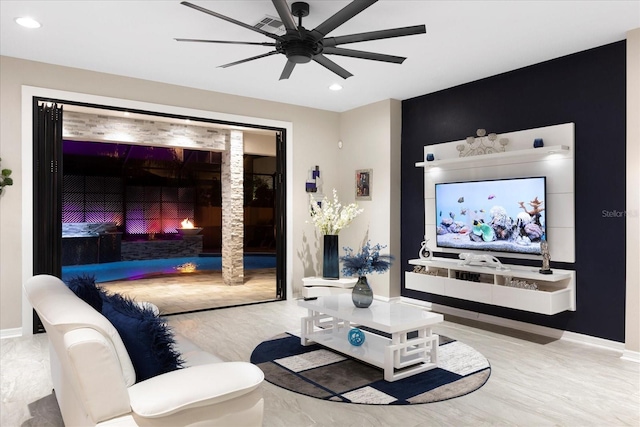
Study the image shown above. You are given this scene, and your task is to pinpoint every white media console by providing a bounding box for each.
[406,257,575,315]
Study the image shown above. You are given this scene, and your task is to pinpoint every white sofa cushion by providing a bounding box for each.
[127,362,264,418]
[174,334,224,366]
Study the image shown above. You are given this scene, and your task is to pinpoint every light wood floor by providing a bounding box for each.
[99,268,278,314]
[2,299,638,426]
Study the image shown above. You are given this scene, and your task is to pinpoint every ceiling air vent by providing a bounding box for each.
[253,15,286,36]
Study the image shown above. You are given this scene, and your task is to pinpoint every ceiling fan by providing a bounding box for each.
[176,0,426,80]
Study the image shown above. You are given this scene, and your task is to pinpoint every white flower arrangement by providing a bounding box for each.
[309,189,363,235]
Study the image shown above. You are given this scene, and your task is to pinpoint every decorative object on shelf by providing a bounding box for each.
[413,265,439,276]
[323,235,340,279]
[355,169,372,201]
[539,237,553,274]
[505,277,539,290]
[533,138,544,148]
[413,265,427,274]
[305,165,321,193]
[458,253,509,271]
[419,237,432,260]
[347,327,366,346]
[341,241,394,308]
[457,129,509,157]
[351,276,374,308]
[426,153,435,162]
[309,189,363,279]
[0,157,13,195]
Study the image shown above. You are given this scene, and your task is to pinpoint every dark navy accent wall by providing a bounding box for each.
[401,41,626,342]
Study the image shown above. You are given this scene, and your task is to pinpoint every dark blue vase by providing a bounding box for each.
[533,138,544,148]
[322,235,339,279]
[352,276,373,308]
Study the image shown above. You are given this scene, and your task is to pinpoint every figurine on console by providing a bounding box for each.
[419,237,432,260]
[539,237,553,274]
[458,253,509,271]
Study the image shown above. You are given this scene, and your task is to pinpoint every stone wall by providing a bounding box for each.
[121,236,203,261]
[63,111,227,150]
[222,131,244,286]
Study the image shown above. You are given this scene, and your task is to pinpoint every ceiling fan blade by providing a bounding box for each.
[311,0,377,40]
[323,25,426,47]
[279,60,296,80]
[181,1,280,40]
[272,0,299,33]
[323,47,405,64]
[218,51,280,69]
[312,54,353,79]
[175,38,276,47]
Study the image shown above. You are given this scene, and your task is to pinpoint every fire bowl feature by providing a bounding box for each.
[176,227,203,236]
[177,218,202,236]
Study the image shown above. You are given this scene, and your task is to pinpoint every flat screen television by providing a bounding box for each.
[435,176,546,255]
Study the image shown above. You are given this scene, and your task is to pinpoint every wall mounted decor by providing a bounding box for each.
[305,165,320,192]
[355,169,372,200]
[457,129,509,157]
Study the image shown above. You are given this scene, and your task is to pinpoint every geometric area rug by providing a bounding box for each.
[250,332,491,405]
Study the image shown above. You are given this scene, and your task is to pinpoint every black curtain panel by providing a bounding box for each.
[275,130,286,299]
[32,101,64,332]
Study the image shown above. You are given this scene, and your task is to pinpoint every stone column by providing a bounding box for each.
[222,130,244,286]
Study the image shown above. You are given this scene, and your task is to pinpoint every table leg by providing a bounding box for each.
[383,328,439,382]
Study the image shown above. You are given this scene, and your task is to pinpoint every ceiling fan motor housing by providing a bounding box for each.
[284,2,316,63]
[280,34,322,64]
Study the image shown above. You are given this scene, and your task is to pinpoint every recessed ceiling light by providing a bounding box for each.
[15,17,41,29]
[329,84,343,91]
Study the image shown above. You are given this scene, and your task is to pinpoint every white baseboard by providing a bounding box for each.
[400,297,637,361]
[621,349,640,363]
[1,328,23,339]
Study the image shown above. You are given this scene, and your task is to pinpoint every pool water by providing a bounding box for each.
[61,254,276,283]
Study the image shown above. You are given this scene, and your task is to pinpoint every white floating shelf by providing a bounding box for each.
[415,145,570,169]
[406,257,576,314]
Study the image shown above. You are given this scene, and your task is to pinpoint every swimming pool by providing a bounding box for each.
[61,254,276,283]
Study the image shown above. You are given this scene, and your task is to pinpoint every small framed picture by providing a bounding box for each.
[355,169,372,201]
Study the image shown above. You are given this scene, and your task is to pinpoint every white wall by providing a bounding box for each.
[625,28,640,356]
[245,134,276,157]
[337,99,402,299]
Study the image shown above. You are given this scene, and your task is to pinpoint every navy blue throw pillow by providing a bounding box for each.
[65,274,103,312]
[101,292,184,382]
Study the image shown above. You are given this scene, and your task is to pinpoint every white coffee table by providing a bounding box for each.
[301,277,357,299]
[299,294,444,382]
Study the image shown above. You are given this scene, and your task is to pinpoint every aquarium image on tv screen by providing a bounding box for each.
[435,177,546,255]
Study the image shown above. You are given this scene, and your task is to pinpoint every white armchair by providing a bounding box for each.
[24,274,264,426]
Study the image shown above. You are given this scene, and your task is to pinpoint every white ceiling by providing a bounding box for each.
[1,1,638,113]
